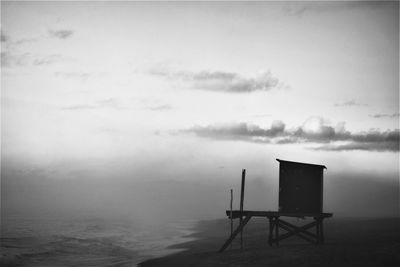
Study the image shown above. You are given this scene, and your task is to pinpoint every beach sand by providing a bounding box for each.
[140,217,400,266]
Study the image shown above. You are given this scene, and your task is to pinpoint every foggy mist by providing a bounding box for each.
[2,154,398,227]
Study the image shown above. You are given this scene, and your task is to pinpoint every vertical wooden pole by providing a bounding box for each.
[230,189,233,249]
[240,169,246,250]
[316,218,320,244]
[275,217,279,246]
[320,219,324,243]
[268,217,273,246]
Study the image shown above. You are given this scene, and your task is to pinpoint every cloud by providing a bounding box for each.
[33,54,62,65]
[96,98,125,109]
[334,99,368,107]
[62,98,125,111]
[63,98,170,112]
[185,120,286,143]
[62,104,96,110]
[184,117,399,152]
[0,31,61,67]
[48,29,74,39]
[1,51,62,68]
[369,113,400,119]
[1,29,38,45]
[282,1,393,18]
[149,68,281,93]
[251,114,272,118]
[15,37,38,45]
[0,30,68,69]
[1,32,8,42]
[1,51,30,67]
[145,104,173,111]
[314,142,399,152]
[54,71,91,80]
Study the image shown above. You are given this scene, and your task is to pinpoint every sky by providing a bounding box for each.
[1,1,399,223]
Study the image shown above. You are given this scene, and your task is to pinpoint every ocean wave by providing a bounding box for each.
[1,217,197,266]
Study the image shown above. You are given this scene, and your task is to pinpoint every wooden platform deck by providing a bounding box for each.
[219,210,333,252]
[226,210,333,219]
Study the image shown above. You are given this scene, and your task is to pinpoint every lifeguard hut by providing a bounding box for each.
[219,159,333,252]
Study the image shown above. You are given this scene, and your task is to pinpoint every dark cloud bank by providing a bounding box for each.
[150,68,280,93]
[184,118,399,152]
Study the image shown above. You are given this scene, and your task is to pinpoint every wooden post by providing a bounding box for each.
[268,217,273,246]
[320,219,324,243]
[219,216,252,252]
[275,217,279,246]
[240,169,246,250]
[316,218,320,244]
[230,189,233,250]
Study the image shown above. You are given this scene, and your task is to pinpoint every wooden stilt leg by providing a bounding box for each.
[278,222,316,243]
[239,216,242,250]
[230,189,233,250]
[268,217,274,246]
[239,169,246,251]
[320,219,324,243]
[275,219,319,243]
[219,211,332,251]
[219,216,252,252]
[275,217,279,246]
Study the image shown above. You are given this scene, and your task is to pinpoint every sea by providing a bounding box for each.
[1,214,197,266]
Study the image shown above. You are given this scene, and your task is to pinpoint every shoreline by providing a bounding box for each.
[0,217,200,267]
[139,217,400,266]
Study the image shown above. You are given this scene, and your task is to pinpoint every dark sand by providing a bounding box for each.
[140,217,400,266]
